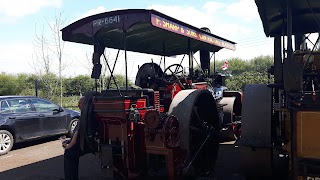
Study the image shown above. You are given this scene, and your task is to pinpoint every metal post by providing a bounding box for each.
[213,53,216,76]
[286,1,296,179]
[35,79,38,97]
[274,36,283,83]
[188,38,193,78]
[124,30,128,92]
[287,0,293,61]
[163,42,166,70]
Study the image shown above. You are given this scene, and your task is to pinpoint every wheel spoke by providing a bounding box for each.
[176,70,183,74]
[4,136,10,143]
[168,68,174,75]
[173,65,178,73]
[193,107,202,124]
[189,126,200,132]
[3,143,9,149]
[0,145,5,151]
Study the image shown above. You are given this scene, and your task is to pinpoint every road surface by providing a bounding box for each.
[0,137,244,179]
[0,137,103,180]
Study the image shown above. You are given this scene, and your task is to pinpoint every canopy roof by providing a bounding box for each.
[255,0,320,37]
[61,9,236,56]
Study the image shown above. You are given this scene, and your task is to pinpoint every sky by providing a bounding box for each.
[0,0,274,81]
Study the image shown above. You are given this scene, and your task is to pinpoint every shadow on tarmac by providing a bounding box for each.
[0,153,103,180]
[1,140,246,180]
[11,136,60,151]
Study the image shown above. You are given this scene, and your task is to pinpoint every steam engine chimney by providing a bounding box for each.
[200,27,211,77]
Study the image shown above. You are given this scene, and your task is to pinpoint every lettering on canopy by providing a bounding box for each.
[92,15,121,27]
[151,14,236,51]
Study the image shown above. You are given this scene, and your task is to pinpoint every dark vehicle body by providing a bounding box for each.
[0,96,80,155]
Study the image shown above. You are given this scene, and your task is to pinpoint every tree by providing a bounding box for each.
[0,73,19,95]
[63,75,95,96]
[16,73,38,96]
[211,55,274,91]
[105,74,130,89]
[225,71,273,91]
[211,57,251,75]
[32,11,66,105]
[37,73,60,100]
[48,12,65,106]
[249,55,273,73]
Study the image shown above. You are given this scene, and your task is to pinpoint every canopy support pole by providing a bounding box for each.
[274,36,282,83]
[286,1,296,179]
[212,53,216,77]
[93,38,122,95]
[163,42,166,70]
[124,30,128,92]
[188,38,193,78]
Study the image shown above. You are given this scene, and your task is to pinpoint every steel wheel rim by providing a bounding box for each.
[0,133,11,153]
[71,120,78,132]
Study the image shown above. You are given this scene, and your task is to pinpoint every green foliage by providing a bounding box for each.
[209,55,274,91]
[64,75,95,96]
[60,95,81,110]
[0,55,273,97]
[36,73,60,100]
[0,73,19,95]
[225,72,273,91]
[105,74,132,89]
[249,55,273,73]
[16,73,39,96]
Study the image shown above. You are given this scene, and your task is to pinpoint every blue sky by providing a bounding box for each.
[0,0,274,78]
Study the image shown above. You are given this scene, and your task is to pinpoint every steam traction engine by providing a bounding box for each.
[92,87,220,179]
[240,1,320,179]
[61,9,240,179]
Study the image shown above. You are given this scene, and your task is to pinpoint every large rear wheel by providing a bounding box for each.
[168,89,220,176]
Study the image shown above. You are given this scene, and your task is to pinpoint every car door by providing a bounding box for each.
[31,98,68,136]
[2,98,41,140]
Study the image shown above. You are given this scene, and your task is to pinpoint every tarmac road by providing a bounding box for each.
[0,137,245,180]
[0,136,103,180]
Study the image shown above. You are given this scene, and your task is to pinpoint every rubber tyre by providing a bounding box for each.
[68,119,79,137]
[0,130,14,155]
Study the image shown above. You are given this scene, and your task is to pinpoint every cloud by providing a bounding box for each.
[74,6,107,22]
[225,0,259,22]
[149,4,213,28]
[202,1,226,13]
[0,0,62,22]
[0,42,34,74]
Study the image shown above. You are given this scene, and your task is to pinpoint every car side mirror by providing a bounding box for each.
[53,107,64,112]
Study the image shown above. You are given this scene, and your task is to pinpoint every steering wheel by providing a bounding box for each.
[163,64,184,83]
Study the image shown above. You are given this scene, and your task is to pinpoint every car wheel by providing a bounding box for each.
[0,130,14,155]
[68,119,79,137]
